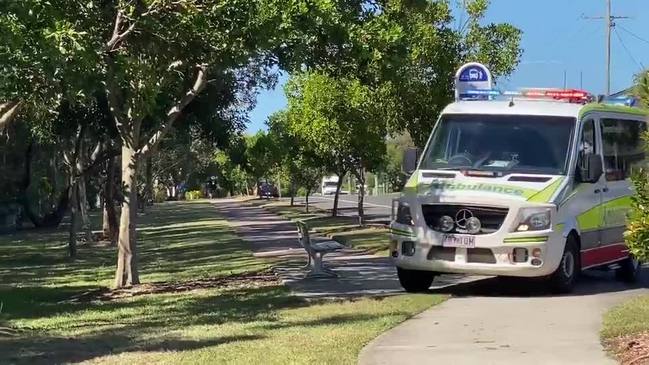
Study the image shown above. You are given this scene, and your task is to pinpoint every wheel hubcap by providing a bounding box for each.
[562,251,575,278]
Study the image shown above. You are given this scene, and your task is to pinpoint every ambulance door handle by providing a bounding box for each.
[594,189,601,194]
[602,187,609,193]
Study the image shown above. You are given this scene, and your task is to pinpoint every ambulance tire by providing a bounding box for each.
[549,237,580,294]
[397,267,436,293]
[615,256,641,283]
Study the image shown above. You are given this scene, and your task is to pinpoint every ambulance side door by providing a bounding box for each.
[572,117,605,254]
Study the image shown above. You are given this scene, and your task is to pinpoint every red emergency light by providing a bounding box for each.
[461,88,593,104]
[520,88,591,103]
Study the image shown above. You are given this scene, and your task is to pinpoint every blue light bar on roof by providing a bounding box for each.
[602,96,637,107]
[458,89,504,101]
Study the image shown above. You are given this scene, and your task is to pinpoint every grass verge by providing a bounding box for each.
[602,295,649,364]
[0,201,440,364]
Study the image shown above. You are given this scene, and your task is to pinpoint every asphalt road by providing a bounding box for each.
[290,193,399,223]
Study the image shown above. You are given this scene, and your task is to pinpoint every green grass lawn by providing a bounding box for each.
[601,295,649,363]
[0,201,441,364]
[602,295,649,339]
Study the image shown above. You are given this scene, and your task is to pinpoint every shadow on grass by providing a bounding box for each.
[0,201,299,363]
[1,332,264,365]
[0,285,308,364]
[0,201,266,286]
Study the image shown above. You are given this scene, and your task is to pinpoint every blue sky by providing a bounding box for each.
[246,0,649,132]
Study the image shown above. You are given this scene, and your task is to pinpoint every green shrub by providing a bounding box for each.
[625,168,649,262]
[186,190,203,200]
[153,187,167,203]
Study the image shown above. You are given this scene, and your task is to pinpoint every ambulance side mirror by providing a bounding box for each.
[577,153,603,183]
[403,148,420,175]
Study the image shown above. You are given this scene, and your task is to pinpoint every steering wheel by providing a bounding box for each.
[447,153,473,166]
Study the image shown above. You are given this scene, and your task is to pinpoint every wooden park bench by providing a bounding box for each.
[296,220,345,278]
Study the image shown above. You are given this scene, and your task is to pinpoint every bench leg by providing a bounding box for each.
[306,252,337,278]
[302,253,312,269]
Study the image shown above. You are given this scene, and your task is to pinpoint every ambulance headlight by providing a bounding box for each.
[514,207,551,232]
[396,202,414,225]
[438,215,455,232]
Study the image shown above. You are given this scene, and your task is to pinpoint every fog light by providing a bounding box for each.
[465,217,482,234]
[439,215,455,232]
[401,241,416,256]
[532,248,542,258]
[531,258,542,266]
[513,248,528,263]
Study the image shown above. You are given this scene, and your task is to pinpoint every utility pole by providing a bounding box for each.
[606,0,611,96]
[583,0,629,95]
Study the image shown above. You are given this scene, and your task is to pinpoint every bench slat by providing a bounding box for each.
[312,241,344,252]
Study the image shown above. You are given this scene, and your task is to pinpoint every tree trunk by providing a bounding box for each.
[114,144,140,288]
[290,181,295,206]
[305,189,310,213]
[77,176,93,242]
[145,154,153,207]
[102,195,108,232]
[68,183,78,258]
[102,154,118,245]
[357,168,365,226]
[347,173,353,194]
[332,173,344,217]
[374,173,379,196]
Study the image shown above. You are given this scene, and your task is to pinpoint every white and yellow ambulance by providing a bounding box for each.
[390,63,647,293]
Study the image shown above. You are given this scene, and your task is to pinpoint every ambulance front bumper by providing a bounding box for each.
[389,225,564,278]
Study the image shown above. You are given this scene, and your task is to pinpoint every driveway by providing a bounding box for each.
[359,272,649,365]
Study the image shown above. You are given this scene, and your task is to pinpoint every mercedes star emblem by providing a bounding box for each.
[455,209,474,229]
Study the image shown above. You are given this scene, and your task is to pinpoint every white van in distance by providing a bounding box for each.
[390,64,646,293]
[321,175,339,195]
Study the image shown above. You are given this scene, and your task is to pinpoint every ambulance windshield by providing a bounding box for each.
[420,114,575,175]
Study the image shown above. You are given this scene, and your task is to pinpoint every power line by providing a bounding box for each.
[613,28,645,71]
[618,25,649,47]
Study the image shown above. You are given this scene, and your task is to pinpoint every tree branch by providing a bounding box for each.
[0,100,23,130]
[78,147,120,182]
[106,3,161,52]
[138,64,209,156]
[105,77,129,138]
[89,140,103,164]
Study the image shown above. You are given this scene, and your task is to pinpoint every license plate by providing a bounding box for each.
[442,234,475,248]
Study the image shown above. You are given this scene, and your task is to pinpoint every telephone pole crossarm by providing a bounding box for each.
[582,0,629,96]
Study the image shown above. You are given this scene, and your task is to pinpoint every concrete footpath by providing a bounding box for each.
[359,272,649,365]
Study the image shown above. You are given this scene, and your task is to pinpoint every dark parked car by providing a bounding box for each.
[258,182,279,199]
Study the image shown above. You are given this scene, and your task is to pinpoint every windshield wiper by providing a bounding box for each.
[434,166,473,171]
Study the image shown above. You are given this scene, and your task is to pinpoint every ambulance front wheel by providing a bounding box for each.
[397,267,436,292]
[549,236,580,293]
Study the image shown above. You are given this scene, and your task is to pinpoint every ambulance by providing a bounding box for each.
[390,63,647,293]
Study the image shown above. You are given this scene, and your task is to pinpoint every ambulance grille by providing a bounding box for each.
[421,205,509,235]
